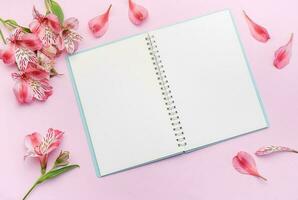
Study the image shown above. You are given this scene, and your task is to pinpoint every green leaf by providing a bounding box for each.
[49,0,64,24]
[38,164,79,183]
[4,19,31,32]
[0,28,6,44]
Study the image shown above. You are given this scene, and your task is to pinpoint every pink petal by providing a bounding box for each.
[44,128,64,153]
[29,19,42,34]
[256,145,298,156]
[14,47,38,71]
[64,17,79,30]
[25,132,42,150]
[41,45,58,59]
[26,65,50,80]
[13,80,34,104]
[9,28,23,42]
[63,30,82,54]
[46,14,61,33]
[88,4,112,38]
[273,33,294,69]
[128,0,148,25]
[18,33,43,51]
[29,79,53,101]
[56,33,64,51]
[243,11,270,43]
[32,6,44,20]
[0,45,16,65]
[38,26,57,47]
[232,151,267,181]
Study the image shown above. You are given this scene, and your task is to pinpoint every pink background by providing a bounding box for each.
[1,0,298,199]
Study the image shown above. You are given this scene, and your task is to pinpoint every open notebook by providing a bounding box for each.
[67,10,268,177]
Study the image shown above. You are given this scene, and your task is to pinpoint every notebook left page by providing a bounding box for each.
[68,34,180,176]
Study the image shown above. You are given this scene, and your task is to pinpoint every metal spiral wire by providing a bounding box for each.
[145,33,187,148]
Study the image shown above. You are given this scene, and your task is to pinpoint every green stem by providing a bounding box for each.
[0,28,6,44]
[22,181,40,200]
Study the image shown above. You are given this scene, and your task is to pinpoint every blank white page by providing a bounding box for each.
[150,10,268,151]
[68,34,179,176]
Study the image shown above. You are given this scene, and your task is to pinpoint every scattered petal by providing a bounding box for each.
[232,151,267,181]
[243,11,270,43]
[273,33,294,69]
[88,4,112,38]
[128,0,148,25]
[256,145,298,156]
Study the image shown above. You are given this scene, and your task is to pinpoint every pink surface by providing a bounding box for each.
[0,0,298,199]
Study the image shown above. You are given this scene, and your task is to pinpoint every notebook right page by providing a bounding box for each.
[150,10,268,151]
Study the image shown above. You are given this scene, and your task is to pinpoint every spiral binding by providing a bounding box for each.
[145,33,187,148]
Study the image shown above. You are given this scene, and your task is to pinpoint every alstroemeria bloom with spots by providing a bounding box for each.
[0,28,42,70]
[29,6,61,58]
[25,128,64,174]
[12,64,52,103]
[56,17,83,54]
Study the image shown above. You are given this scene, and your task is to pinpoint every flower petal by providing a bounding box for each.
[18,33,43,51]
[64,17,79,30]
[38,26,57,47]
[0,45,16,65]
[15,47,38,71]
[243,11,270,43]
[37,51,56,73]
[13,80,34,104]
[63,30,82,54]
[128,0,148,25]
[26,65,50,80]
[256,145,298,156]
[43,128,64,154]
[29,19,42,34]
[46,13,61,33]
[29,79,53,101]
[32,6,44,20]
[25,132,42,150]
[56,33,64,51]
[41,45,58,59]
[88,4,112,38]
[232,151,267,180]
[273,33,294,69]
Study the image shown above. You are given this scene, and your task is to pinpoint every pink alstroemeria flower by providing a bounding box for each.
[0,28,42,70]
[30,6,61,58]
[25,128,64,174]
[56,17,82,54]
[12,64,52,103]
